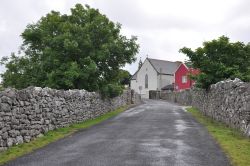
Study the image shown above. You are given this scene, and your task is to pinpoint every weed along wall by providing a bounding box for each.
[150,78,250,137]
[0,87,140,151]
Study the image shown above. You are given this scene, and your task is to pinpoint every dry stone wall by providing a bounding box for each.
[0,87,140,151]
[151,78,250,137]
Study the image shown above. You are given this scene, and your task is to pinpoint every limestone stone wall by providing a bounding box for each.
[150,78,250,137]
[0,87,140,150]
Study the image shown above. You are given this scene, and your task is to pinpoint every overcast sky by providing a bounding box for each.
[0,0,250,75]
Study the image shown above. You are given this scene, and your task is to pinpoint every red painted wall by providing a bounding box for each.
[174,64,199,91]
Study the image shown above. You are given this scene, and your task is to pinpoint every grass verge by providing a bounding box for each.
[0,106,128,165]
[186,107,250,166]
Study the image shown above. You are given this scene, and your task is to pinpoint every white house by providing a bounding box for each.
[131,58,181,98]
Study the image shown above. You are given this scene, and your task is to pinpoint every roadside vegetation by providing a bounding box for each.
[187,107,250,166]
[0,84,4,91]
[180,36,250,89]
[0,106,127,165]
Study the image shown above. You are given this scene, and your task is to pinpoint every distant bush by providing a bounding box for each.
[0,84,4,91]
[100,83,123,98]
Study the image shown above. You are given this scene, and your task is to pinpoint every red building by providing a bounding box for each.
[174,63,199,91]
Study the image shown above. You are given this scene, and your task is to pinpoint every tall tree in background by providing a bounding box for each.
[180,36,250,89]
[117,69,131,86]
[1,4,139,96]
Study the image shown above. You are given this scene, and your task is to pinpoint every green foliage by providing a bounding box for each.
[117,69,131,85]
[184,60,193,68]
[100,83,123,98]
[0,84,4,91]
[0,4,139,97]
[180,36,250,89]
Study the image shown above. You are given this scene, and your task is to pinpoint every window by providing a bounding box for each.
[145,74,148,88]
[182,75,187,83]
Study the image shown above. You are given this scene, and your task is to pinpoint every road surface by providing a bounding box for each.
[5,100,230,166]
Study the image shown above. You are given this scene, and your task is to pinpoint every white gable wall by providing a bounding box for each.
[157,74,174,89]
[130,79,137,92]
[131,59,157,98]
[131,59,177,98]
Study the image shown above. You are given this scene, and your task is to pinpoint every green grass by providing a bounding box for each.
[187,107,250,166]
[0,106,128,165]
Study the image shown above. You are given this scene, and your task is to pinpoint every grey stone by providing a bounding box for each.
[20,130,30,136]
[7,138,14,147]
[8,130,20,137]
[1,96,13,105]
[2,132,8,139]
[24,136,31,143]
[0,122,4,129]
[19,101,24,106]
[0,103,11,112]
[16,136,24,144]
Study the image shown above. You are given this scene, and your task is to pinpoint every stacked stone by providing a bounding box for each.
[0,87,140,151]
[203,79,250,137]
[160,91,175,101]
[175,90,193,105]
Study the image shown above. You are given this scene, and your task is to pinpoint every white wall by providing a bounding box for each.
[157,74,174,89]
[131,80,137,92]
[130,59,158,98]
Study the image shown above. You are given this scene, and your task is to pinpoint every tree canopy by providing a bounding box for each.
[180,36,250,89]
[1,4,139,96]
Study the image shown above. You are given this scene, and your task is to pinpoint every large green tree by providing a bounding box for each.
[1,4,139,95]
[180,36,250,89]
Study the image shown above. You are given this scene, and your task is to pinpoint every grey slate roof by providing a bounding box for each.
[161,84,174,91]
[147,58,181,75]
[131,70,138,80]
[131,58,181,80]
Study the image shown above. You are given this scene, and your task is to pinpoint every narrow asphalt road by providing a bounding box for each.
[5,100,230,166]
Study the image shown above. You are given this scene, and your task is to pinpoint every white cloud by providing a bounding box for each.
[0,20,7,32]
[44,0,67,11]
[0,0,250,76]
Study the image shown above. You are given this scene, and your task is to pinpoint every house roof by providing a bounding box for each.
[131,58,182,80]
[131,70,138,80]
[161,84,174,90]
[175,63,189,73]
[175,63,200,75]
[147,58,181,75]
